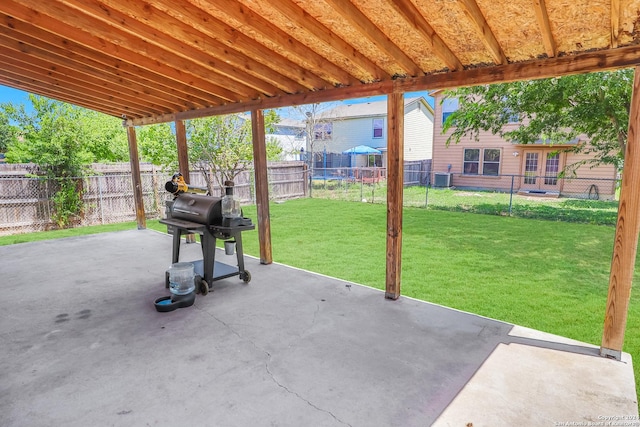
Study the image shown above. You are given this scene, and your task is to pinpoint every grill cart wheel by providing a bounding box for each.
[241,270,251,283]
[196,275,209,296]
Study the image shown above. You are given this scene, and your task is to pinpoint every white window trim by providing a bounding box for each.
[462,148,502,176]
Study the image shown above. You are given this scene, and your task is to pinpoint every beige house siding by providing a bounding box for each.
[432,91,618,198]
[405,101,434,161]
[314,97,434,161]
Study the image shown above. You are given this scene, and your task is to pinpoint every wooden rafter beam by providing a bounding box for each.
[388,0,463,71]
[266,0,387,81]
[187,0,356,87]
[127,45,640,126]
[611,0,621,48]
[93,0,303,96]
[0,65,158,117]
[1,14,216,109]
[458,0,508,65]
[0,52,168,115]
[55,0,268,99]
[4,0,233,106]
[0,75,120,117]
[532,0,557,57]
[323,0,422,76]
[150,0,329,91]
[0,33,189,112]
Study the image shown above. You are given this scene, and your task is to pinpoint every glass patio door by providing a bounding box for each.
[521,150,561,191]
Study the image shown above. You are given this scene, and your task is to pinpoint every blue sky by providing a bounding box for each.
[0,85,33,105]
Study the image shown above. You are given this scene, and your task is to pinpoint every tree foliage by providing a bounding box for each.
[187,111,281,192]
[0,107,17,153]
[443,69,633,171]
[1,95,129,227]
[137,123,178,168]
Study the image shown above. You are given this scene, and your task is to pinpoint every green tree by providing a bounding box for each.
[82,110,129,162]
[187,111,281,192]
[3,96,92,227]
[137,123,178,168]
[2,96,130,227]
[443,69,633,172]
[0,106,17,153]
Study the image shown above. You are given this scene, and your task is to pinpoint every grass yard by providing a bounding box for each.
[1,197,638,399]
[311,182,620,225]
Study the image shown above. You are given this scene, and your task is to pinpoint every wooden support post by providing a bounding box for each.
[175,119,190,182]
[251,109,273,265]
[386,93,404,300]
[600,66,640,359]
[174,119,196,242]
[126,126,146,230]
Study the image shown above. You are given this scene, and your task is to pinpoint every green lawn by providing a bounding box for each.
[1,198,638,400]
[311,182,620,225]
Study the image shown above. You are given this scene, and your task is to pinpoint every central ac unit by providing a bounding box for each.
[434,172,452,188]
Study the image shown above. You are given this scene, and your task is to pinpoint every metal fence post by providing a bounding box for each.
[425,172,429,208]
[98,175,105,224]
[509,175,514,216]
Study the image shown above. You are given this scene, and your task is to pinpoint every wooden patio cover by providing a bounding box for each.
[1,0,639,360]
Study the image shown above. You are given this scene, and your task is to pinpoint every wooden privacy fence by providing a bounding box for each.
[0,162,306,236]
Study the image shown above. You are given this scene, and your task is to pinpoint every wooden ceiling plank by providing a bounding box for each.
[532,0,557,57]
[323,0,422,76]
[5,0,244,104]
[0,77,120,117]
[266,0,388,80]
[0,62,164,117]
[0,48,176,114]
[0,70,151,118]
[388,0,463,71]
[611,0,621,48]
[187,0,357,86]
[152,0,342,90]
[0,33,191,112]
[127,44,640,126]
[93,0,299,96]
[458,0,508,65]
[2,14,218,108]
[55,0,268,99]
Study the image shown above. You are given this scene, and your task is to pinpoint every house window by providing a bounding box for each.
[463,148,480,174]
[373,118,383,138]
[483,149,501,175]
[442,97,459,124]
[313,122,332,140]
[464,148,501,175]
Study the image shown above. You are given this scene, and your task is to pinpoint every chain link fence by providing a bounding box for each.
[309,169,620,226]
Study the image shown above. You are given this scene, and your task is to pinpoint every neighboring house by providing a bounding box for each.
[431,91,618,199]
[310,97,435,167]
[267,117,306,161]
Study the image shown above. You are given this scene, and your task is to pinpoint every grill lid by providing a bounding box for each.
[170,193,222,225]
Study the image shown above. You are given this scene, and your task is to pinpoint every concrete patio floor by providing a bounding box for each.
[0,229,637,426]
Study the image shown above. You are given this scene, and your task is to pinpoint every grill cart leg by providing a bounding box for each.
[234,234,251,283]
[201,228,217,289]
